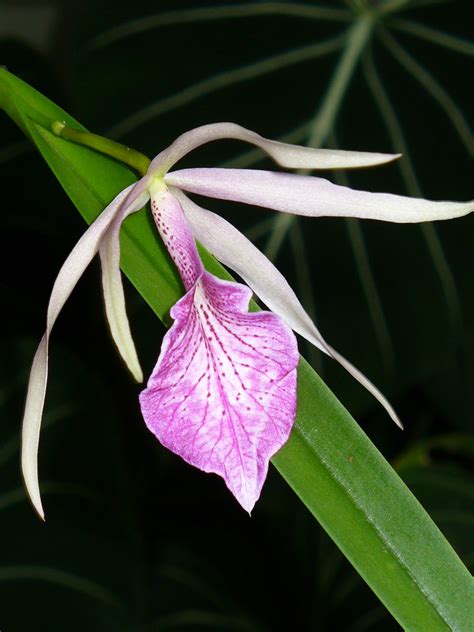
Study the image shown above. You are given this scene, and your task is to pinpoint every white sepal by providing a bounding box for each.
[21,182,146,519]
[166,168,474,224]
[99,188,150,382]
[150,122,399,174]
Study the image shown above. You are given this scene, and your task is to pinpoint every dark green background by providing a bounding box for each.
[0,1,472,630]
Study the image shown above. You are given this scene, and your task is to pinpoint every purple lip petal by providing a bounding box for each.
[140,271,298,512]
[21,182,146,519]
[145,186,298,509]
[150,122,399,174]
[175,189,402,429]
[165,168,474,223]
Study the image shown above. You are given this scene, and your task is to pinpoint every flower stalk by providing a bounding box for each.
[51,121,151,175]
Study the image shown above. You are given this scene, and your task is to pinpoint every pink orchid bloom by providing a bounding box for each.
[21,123,474,518]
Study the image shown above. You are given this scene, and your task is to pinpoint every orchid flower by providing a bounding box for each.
[22,123,474,518]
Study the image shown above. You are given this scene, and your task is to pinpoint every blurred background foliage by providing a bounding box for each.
[0,0,472,629]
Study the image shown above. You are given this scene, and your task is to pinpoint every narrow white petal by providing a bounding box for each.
[166,169,474,223]
[21,335,48,519]
[21,181,147,519]
[150,122,398,174]
[174,189,403,429]
[99,189,150,382]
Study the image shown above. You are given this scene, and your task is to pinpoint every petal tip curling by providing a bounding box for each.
[21,451,45,521]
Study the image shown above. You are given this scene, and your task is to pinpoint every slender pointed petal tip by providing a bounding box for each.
[21,336,48,521]
[150,122,401,173]
[166,169,473,223]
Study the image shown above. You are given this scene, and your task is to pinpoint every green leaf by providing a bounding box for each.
[1,68,472,631]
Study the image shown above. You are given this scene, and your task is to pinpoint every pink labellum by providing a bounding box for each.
[139,271,298,512]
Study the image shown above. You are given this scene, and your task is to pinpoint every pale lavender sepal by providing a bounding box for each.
[139,270,298,512]
[174,189,402,429]
[99,179,151,382]
[166,168,474,223]
[21,182,146,519]
[149,122,399,175]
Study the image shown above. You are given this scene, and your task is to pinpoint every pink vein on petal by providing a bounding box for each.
[139,272,298,512]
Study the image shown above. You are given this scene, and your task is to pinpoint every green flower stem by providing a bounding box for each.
[51,121,151,176]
